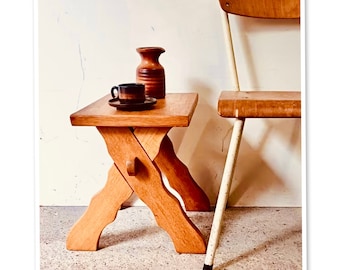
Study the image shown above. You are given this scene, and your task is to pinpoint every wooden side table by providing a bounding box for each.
[66,93,210,254]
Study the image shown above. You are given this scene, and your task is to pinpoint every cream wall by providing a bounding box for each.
[39,0,302,206]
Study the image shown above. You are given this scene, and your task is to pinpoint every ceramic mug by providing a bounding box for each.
[111,83,145,104]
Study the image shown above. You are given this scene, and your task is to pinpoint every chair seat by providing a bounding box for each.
[218,91,301,118]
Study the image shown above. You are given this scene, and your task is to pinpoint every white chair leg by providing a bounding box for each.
[203,118,245,270]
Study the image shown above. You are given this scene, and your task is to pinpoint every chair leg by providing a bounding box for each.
[203,118,245,269]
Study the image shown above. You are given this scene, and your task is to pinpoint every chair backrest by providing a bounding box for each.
[217,0,301,117]
[218,0,300,91]
[219,0,300,19]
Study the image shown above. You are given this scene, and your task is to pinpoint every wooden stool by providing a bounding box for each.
[66,93,210,254]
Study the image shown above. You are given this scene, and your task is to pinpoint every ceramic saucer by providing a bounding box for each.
[108,97,157,111]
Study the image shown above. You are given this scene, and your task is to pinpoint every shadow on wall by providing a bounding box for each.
[228,117,301,206]
[167,16,301,207]
[230,13,302,204]
[169,78,301,206]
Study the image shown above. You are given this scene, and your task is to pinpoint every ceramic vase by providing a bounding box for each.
[136,47,165,99]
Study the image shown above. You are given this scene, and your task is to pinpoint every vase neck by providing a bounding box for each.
[137,47,165,63]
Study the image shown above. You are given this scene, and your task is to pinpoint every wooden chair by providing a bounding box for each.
[203,0,301,269]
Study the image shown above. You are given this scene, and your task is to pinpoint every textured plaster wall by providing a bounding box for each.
[39,0,302,206]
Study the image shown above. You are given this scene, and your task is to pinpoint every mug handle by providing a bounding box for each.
[110,86,119,100]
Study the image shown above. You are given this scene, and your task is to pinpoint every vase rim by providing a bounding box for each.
[137,47,165,53]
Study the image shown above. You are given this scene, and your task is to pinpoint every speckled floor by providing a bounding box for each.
[40,206,302,270]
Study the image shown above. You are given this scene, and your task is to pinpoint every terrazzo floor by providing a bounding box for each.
[40,206,303,270]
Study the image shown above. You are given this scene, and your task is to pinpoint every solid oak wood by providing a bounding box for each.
[126,158,138,176]
[133,127,171,160]
[218,91,301,118]
[219,0,300,19]
[66,165,133,251]
[97,126,206,253]
[70,93,198,127]
[67,92,209,253]
[154,135,211,211]
[133,127,210,211]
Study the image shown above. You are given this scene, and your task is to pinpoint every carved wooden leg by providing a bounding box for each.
[66,165,133,251]
[133,128,210,211]
[154,135,211,211]
[97,126,206,254]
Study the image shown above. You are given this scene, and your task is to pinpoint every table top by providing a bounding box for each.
[70,93,198,127]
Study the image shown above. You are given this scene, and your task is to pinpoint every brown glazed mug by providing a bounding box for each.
[111,83,146,104]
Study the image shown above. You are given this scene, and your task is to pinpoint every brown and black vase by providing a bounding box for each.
[136,47,166,99]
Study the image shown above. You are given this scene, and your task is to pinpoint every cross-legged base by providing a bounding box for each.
[67,127,210,253]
